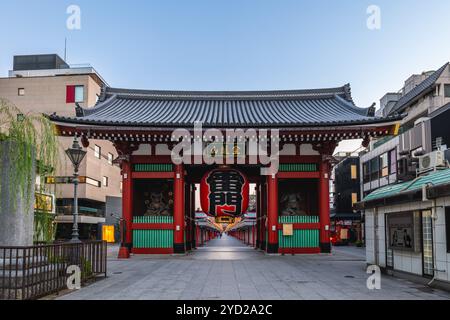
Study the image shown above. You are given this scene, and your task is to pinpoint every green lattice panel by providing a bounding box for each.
[278,216,319,224]
[133,164,173,172]
[278,229,319,248]
[279,163,318,172]
[278,215,319,248]
[133,216,173,224]
[133,216,174,249]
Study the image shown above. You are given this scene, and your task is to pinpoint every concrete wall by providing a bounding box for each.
[0,74,121,204]
[365,196,450,283]
[0,141,35,246]
[0,74,99,116]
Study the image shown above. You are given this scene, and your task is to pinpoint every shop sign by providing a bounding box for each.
[387,212,420,252]
[283,224,294,236]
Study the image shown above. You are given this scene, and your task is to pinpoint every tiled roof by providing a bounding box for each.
[389,63,449,115]
[362,168,450,202]
[49,84,402,128]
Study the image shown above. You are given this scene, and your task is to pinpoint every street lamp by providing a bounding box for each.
[65,136,87,243]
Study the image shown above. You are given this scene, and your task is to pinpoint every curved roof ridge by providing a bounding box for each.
[333,94,377,117]
[100,84,353,101]
[52,83,404,128]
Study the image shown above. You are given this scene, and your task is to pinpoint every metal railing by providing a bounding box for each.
[0,241,107,300]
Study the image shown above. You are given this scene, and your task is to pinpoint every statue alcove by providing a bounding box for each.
[278,179,318,217]
[133,179,174,217]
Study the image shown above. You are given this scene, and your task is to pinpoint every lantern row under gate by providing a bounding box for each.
[49,84,402,257]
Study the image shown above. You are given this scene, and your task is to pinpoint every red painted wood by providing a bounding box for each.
[131,155,173,163]
[132,172,174,179]
[122,161,133,246]
[173,164,185,246]
[277,223,321,230]
[118,246,130,259]
[277,172,320,179]
[132,248,174,254]
[279,248,321,254]
[55,126,398,141]
[252,225,256,247]
[132,223,174,230]
[318,160,331,245]
[267,175,278,247]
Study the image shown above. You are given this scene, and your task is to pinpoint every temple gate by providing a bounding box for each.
[49,84,401,257]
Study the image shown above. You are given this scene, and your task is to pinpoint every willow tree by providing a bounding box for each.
[0,98,58,246]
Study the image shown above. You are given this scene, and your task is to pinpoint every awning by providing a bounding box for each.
[357,168,450,208]
[330,212,361,221]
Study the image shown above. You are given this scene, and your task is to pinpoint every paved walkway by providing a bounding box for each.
[57,235,450,300]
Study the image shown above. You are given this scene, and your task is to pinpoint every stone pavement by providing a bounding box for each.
[57,235,450,300]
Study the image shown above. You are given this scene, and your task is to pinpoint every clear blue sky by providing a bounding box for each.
[1,1,449,123]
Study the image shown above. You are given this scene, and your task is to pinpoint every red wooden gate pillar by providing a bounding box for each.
[319,159,331,253]
[118,160,132,259]
[173,164,185,253]
[267,174,279,253]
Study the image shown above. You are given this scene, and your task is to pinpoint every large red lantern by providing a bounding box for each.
[200,168,249,217]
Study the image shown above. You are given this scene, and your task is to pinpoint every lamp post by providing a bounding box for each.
[65,136,87,243]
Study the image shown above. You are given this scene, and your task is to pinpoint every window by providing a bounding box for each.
[66,85,84,103]
[446,207,450,253]
[108,153,113,165]
[18,88,25,96]
[94,145,101,159]
[351,193,358,205]
[86,177,100,187]
[102,176,109,187]
[370,157,379,180]
[363,162,370,183]
[444,84,450,98]
[422,210,434,276]
[351,165,357,180]
[380,153,389,177]
[389,149,397,174]
[75,85,84,102]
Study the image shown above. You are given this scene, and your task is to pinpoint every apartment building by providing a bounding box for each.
[360,62,450,198]
[357,62,450,287]
[0,54,122,239]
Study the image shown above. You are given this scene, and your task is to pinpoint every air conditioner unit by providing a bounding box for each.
[418,151,446,173]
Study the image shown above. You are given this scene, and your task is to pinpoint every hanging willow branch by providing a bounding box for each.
[0,98,58,210]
